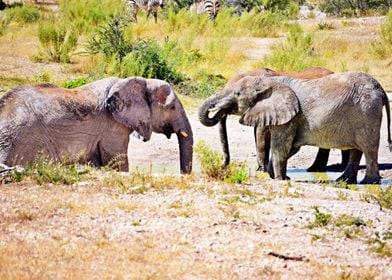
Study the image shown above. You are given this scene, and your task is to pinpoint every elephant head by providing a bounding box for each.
[199,76,300,164]
[200,76,300,126]
[106,77,193,174]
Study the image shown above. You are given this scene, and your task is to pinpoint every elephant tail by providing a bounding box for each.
[385,93,392,152]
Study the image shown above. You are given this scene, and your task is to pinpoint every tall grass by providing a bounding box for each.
[38,20,78,63]
[58,0,123,33]
[260,23,325,71]
[194,141,249,183]
[372,9,392,58]
[2,4,40,24]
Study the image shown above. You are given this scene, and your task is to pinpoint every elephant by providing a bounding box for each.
[199,72,391,184]
[0,77,193,173]
[201,67,348,173]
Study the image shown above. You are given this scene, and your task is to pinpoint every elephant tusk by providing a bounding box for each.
[180,131,188,137]
[208,107,220,113]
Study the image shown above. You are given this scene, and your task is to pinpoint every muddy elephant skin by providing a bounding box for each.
[200,67,340,172]
[0,77,193,173]
[199,72,391,184]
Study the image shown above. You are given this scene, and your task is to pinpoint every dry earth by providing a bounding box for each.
[0,15,392,280]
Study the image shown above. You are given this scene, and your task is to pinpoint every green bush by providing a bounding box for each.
[11,155,90,185]
[59,0,123,33]
[86,16,132,61]
[178,71,226,98]
[87,18,185,84]
[3,4,40,23]
[194,140,249,183]
[318,0,392,16]
[372,9,392,58]
[62,77,92,89]
[237,9,285,37]
[38,21,78,63]
[261,23,324,71]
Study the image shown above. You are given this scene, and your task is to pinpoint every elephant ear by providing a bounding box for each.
[107,77,152,141]
[239,83,300,127]
[146,79,177,109]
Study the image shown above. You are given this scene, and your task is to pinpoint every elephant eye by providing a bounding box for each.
[235,91,240,97]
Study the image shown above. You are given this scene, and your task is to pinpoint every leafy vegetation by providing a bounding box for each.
[194,140,249,183]
[372,9,392,58]
[307,206,332,228]
[2,4,40,23]
[317,0,392,16]
[62,77,92,89]
[261,23,324,71]
[10,155,90,185]
[37,20,78,63]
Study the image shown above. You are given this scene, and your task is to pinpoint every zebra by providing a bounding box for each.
[125,0,164,23]
[189,0,220,20]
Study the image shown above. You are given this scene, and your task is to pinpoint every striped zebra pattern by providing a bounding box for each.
[125,0,164,23]
[189,0,220,20]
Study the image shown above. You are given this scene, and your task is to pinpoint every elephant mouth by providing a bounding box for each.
[131,131,148,142]
[209,102,237,117]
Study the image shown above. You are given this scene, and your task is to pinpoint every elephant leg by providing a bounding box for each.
[255,126,270,172]
[325,149,351,171]
[99,126,130,172]
[268,126,295,180]
[360,150,381,184]
[336,149,362,184]
[307,148,330,172]
[340,150,350,169]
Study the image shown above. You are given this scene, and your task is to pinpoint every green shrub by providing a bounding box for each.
[372,9,392,58]
[87,16,132,61]
[237,9,285,37]
[261,23,324,71]
[178,71,226,98]
[116,38,185,83]
[11,155,90,185]
[307,206,332,229]
[3,4,40,23]
[318,0,392,16]
[62,77,92,89]
[38,21,78,63]
[87,18,186,84]
[59,0,123,33]
[194,140,249,183]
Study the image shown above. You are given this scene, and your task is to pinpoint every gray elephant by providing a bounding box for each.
[212,67,347,173]
[199,72,391,184]
[0,77,193,173]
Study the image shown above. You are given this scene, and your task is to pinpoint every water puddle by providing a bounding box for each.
[130,164,391,189]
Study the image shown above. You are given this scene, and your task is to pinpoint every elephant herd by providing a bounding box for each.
[0,68,391,184]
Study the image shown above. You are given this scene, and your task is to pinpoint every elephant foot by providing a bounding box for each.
[256,165,268,172]
[360,175,381,185]
[336,174,357,185]
[307,164,327,172]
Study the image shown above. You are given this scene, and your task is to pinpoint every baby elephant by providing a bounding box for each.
[0,77,193,173]
[200,72,391,184]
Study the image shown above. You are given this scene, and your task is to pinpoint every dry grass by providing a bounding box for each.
[1,171,391,278]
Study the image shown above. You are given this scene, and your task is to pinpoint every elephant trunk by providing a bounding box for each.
[198,94,233,127]
[219,116,230,166]
[176,116,193,174]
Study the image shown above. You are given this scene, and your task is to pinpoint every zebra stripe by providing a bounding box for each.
[204,0,219,20]
[125,0,164,23]
[189,1,220,20]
